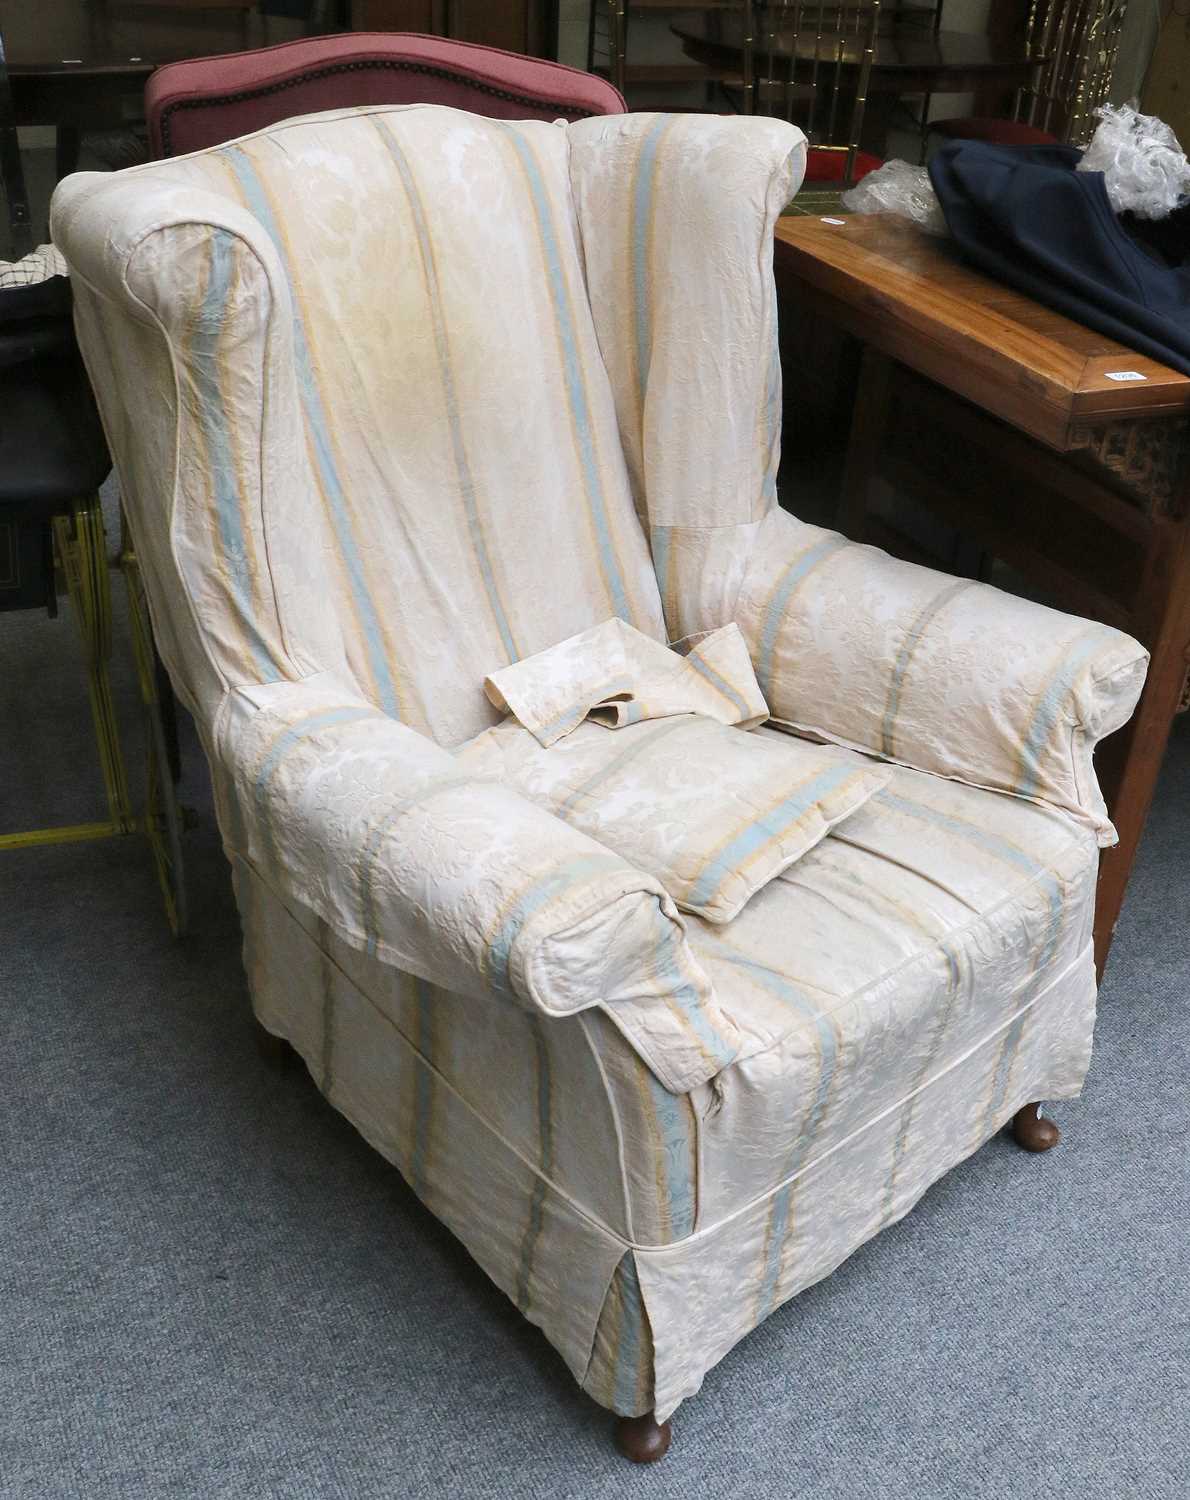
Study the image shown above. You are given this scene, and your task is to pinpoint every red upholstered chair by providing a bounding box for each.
[146,31,626,160]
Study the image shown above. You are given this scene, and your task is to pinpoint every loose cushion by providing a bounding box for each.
[483,616,768,746]
[459,715,889,923]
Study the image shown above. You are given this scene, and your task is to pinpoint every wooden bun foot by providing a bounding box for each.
[615,1412,672,1463]
[253,1018,296,1070]
[1011,1102,1060,1153]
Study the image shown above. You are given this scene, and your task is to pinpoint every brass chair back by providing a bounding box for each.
[1020,0,1127,144]
[603,0,880,188]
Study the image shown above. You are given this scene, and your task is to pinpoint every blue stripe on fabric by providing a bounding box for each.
[249,705,377,876]
[761,332,781,506]
[649,524,671,608]
[685,765,858,910]
[534,676,634,744]
[984,1011,1029,1130]
[612,1254,646,1415]
[252,706,376,804]
[372,121,519,665]
[190,231,278,682]
[758,1184,793,1322]
[683,651,753,720]
[1015,631,1105,798]
[221,146,402,718]
[880,581,972,756]
[756,536,848,695]
[643,1067,697,1238]
[484,854,623,994]
[655,918,738,1071]
[631,115,673,404]
[498,125,632,623]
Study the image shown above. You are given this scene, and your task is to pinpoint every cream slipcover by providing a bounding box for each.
[52,105,1148,1427]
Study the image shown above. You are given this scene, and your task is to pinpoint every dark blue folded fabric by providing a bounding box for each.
[928,141,1190,376]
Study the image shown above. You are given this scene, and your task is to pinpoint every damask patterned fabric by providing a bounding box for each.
[53,103,1145,1426]
[214,671,739,1093]
[569,114,1148,843]
[459,713,889,923]
[54,105,664,737]
[733,510,1148,846]
[483,617,767,745]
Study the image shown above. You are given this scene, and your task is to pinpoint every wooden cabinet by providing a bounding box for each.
[350,0,557,57]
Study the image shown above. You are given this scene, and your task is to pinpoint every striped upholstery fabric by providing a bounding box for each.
[734,511,1149,845]
[55,105,664,740]
[569,113,1147,846]
[459,714,889,923]
[54,105,1147,1429]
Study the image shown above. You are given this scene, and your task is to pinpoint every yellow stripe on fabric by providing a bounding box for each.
[371,118,521,667]
[215,233,273,674]
[702,938,841,1323]
[217,146,416,723]
[879,937,964,1227]
[683,764,866,912]
[496,124,642,629]
[628,1051,698,1242]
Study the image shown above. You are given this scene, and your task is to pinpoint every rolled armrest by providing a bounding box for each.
[212,673,740,1092]
[735,510,1148,845]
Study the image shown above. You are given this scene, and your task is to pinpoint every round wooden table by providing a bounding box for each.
[672,13,1042,155]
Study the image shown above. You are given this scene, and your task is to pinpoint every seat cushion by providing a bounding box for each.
[690,733,1099,1224]
[804,146,883,183]
[930,116,1060,147]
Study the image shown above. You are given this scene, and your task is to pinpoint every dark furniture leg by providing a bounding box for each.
[615,1412,672,1463]
[839,346,892,541]
[1011,1102,1060,1153]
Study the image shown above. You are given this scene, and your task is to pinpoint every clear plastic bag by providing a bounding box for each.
[1077,102,1190,220]
[839,160,949,236]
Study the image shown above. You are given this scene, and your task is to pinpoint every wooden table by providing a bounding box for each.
[775,211,1190,973]
[674,13,1041,155]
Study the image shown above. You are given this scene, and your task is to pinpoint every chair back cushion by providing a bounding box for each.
[55,105,665,740]
[147,33,627,159]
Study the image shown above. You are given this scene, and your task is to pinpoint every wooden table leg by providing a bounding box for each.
[839,346,892,541]
[56,126,81,182]
[1093,502,1190,975]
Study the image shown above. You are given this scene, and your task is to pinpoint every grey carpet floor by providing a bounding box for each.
[2,493,1188,1499]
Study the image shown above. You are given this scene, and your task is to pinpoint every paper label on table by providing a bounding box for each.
[821,217,846,225]
[1105,370,1147,382]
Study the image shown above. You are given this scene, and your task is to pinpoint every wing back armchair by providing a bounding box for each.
[52,105,1147,1462]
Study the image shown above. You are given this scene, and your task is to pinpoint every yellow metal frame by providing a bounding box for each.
[0,495,187,934]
